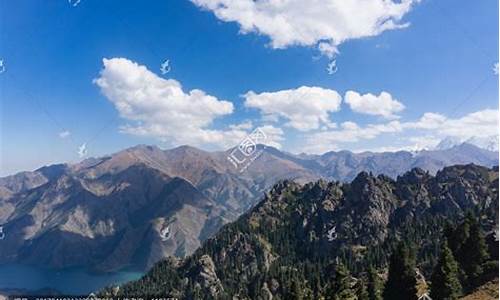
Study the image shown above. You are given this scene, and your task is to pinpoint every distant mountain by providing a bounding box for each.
[107,164,499,299]
[435,137,464,150]
[466,136,500,152]
[435,136,499,152]
[290,143,498,181]
[0,144,497,272]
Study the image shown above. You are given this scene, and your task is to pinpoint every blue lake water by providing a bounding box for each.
[0,264,144,295]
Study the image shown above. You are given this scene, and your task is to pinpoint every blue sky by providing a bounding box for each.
[0,0,498,176]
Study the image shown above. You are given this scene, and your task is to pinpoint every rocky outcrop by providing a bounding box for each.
[193,255,224,298]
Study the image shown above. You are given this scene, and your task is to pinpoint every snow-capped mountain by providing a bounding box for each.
[435,135,499,152]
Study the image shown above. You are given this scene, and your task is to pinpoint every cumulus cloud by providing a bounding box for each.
[94,57,284,148]
[228,121,253,131]
[404,112,447,130]
[301,120,403,153]
[393,110,499,152]
[405,135,442,150]
[191,0,419,57]
[244,86,341,131]
[345,90,405,118]
[92,59,496,155]
[405,109,499,139]
[299,109,498,154]
[256,125,285,149]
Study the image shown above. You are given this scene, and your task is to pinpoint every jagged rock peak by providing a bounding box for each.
[436,163,492,182]
[397,167,430,185]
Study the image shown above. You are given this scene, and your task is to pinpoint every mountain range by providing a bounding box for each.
[0,142,497,272]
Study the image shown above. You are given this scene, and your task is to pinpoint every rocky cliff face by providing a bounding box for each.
[0,143,497,272]
[112,164,498,299]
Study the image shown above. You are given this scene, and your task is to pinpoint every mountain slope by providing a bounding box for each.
[109,164,499,299]
[0,144,497,272]
[461,279,499,300]
[0,164,229,271]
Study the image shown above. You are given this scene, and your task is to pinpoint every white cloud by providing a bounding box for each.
[298,109,498,154]
[345,90,405,118]
[302,120,403,153]
[405,135,441,150]
[405,109,498,139]
[392,110,499,152]
[244,86,341,131]
[191,0,419,57]
[494,62,499,75]
[92,59,496,155]
[94,57,284,149]
[94,58,231,146]
[228,120,253,131]
[256,125,285,149]
[404,112,447,129]
[58,130,71,138]
[396,110,499,152]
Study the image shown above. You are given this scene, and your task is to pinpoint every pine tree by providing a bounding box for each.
[367,267,382,300]
[430,241,462,300]
[449,213,490,289]
[459,219,489,286]
[289,278,304,300]
[444,220,468,259]
[356,279,369,300]
[383,242,418,300]
[326,263,356,300]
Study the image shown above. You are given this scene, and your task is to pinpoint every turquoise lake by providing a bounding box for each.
[0,264,144,295]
